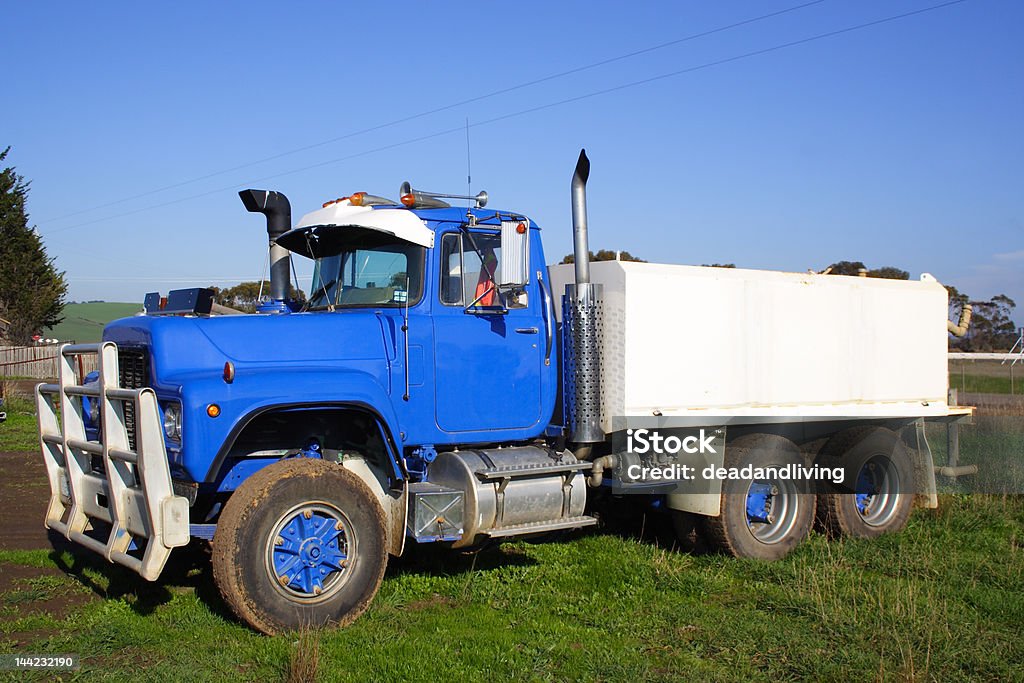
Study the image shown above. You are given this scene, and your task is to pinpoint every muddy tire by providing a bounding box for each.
[212,458,388,635]
[816,427,914,539]
[703,434,815,561]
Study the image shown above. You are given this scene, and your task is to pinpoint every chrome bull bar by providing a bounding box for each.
[35,342,189,580]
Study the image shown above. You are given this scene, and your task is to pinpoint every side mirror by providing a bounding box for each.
[499,219,530,289]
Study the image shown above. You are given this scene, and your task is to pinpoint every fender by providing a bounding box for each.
[171,367,406,484]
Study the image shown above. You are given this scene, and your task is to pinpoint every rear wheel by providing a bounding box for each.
[212,458,388,634]
[816,427,914,538]
[703,434,814,561]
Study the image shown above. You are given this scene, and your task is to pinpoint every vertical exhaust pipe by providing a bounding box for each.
[571,150,592,286]
[239,189,292,305]
[564,149,604,445]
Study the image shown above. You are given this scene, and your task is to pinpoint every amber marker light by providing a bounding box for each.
[207,404,221,418]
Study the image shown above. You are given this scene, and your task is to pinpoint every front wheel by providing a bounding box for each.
[703,434,815,561]
[212,458,388,634]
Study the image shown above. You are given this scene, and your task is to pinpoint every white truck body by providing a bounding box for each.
[548,261,957,433]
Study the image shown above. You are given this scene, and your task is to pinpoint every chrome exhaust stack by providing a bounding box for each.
[564,150,604,445]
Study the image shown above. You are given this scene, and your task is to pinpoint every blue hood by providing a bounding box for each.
[103,311,395,387]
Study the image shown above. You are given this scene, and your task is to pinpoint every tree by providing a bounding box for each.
[560,250,646,264]
[208,281,306,313]
[867,266,909,280]
[953,294,1018,352]
[824,260,867,276]
[822,261,908,280]
[0,147,67,344]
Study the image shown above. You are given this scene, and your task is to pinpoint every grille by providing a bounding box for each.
[117,348,149,450]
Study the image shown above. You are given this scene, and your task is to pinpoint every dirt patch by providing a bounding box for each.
[0,451,54,550]
[0,562,96,647]
[403,593,457,611]
[1,379,44,401]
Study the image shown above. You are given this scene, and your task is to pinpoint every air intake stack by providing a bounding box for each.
[239,189,292,312]
[563,150,604,444]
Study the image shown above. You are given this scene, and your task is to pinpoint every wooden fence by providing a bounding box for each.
[0,343,98,380]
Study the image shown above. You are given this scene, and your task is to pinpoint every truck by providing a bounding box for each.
[35,151,972,634]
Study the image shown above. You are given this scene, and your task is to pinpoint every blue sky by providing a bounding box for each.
[4,1,1021,321]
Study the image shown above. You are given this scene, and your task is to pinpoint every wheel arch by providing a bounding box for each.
[204,400,405,483]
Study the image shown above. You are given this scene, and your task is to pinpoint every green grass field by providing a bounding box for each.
[0,397,37,452]
[44,303,141,343]
[0,495,1021,682]
[948,373,1020,395]
[3,405,1022,681]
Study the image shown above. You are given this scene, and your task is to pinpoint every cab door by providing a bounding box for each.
[433,230,544,433]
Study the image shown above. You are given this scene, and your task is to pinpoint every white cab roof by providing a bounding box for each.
[289,200,434,249]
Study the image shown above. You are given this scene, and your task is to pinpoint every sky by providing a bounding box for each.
[3,0,1022,322]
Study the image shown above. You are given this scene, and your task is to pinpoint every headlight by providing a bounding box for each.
[163,403,182,441]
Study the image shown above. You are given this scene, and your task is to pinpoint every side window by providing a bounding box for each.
[439,232,502,306]
[440,234,463,305]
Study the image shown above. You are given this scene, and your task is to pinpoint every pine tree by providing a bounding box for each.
[0,147,67,344]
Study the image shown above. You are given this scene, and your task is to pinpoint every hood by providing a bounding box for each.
[103,311,394,384]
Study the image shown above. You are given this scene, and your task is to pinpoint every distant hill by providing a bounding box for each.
[45,302,142,343]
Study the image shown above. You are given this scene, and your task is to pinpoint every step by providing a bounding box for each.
[484,515,598,538]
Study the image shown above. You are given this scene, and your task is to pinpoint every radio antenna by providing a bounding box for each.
[465,117,472,209]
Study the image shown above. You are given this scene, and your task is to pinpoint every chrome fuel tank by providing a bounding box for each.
[428,446,589,548]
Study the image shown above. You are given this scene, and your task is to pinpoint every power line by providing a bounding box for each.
[44,0,971,237]
[37,0,830,226]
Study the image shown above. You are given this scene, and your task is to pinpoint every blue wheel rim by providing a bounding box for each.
[266,502,352,601]
[853,456,900,527]
[744,477,800,544]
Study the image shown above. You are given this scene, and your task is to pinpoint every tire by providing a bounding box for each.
[212,458,388,635]
[815,427,914,539]
[703,434,815,561]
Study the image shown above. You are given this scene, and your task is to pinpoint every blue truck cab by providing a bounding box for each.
[101,204,560,490]
[37,162,602,634]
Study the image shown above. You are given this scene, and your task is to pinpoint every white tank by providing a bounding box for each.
[548,261,953,433]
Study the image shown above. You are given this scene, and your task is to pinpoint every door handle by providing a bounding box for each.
[515,327,539,334]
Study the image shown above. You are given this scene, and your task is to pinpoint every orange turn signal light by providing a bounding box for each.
[516,222,526,234]
[400,193,415,207]
[349,191,367,206]
[207,404,221,418]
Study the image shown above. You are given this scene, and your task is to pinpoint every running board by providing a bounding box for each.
[484,515,597,538]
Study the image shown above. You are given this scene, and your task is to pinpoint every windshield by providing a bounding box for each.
[307,237,425,309]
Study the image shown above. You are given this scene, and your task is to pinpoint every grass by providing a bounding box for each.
[0,494,1022,682]
[0,396,38,452]
[44,302,141,343]
[1,406,1021,680]
[948,372,1020,395]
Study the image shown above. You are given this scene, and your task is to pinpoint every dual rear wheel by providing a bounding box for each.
[677,428,915,560]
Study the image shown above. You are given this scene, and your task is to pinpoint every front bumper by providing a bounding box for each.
[35,342,190,580]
